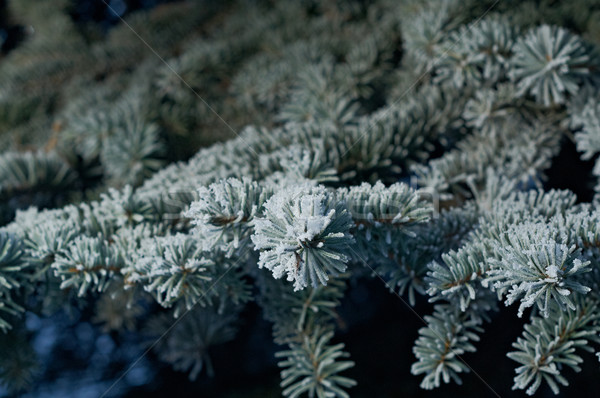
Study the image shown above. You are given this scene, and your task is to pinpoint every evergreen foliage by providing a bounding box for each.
[3,0,600,396]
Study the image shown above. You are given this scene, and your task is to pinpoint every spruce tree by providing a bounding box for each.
[2,0,600,396]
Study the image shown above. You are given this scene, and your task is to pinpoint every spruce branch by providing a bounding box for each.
[427,243,489,311]
[342,181,432,266]
[259,275,346,344]
[124,234,215,312]
[508,297,600,395]
[486,223,592,318]
[52,236,124,297]
[252,185,354,291]
[509,25,596,106]
[145,304,240,380]
[276,326,356,398]
[411,296,496,390]
[435,15,517,87]
[186,178,270,254]
[379,205,478,305]
[0,151,77,224]
[0,232,27,331]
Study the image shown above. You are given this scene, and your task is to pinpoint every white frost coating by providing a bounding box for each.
[487,224,592,318]
[185,178,269,254]
[345,181,430,226]
[251,185,353,290]
[124,233,213,308]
